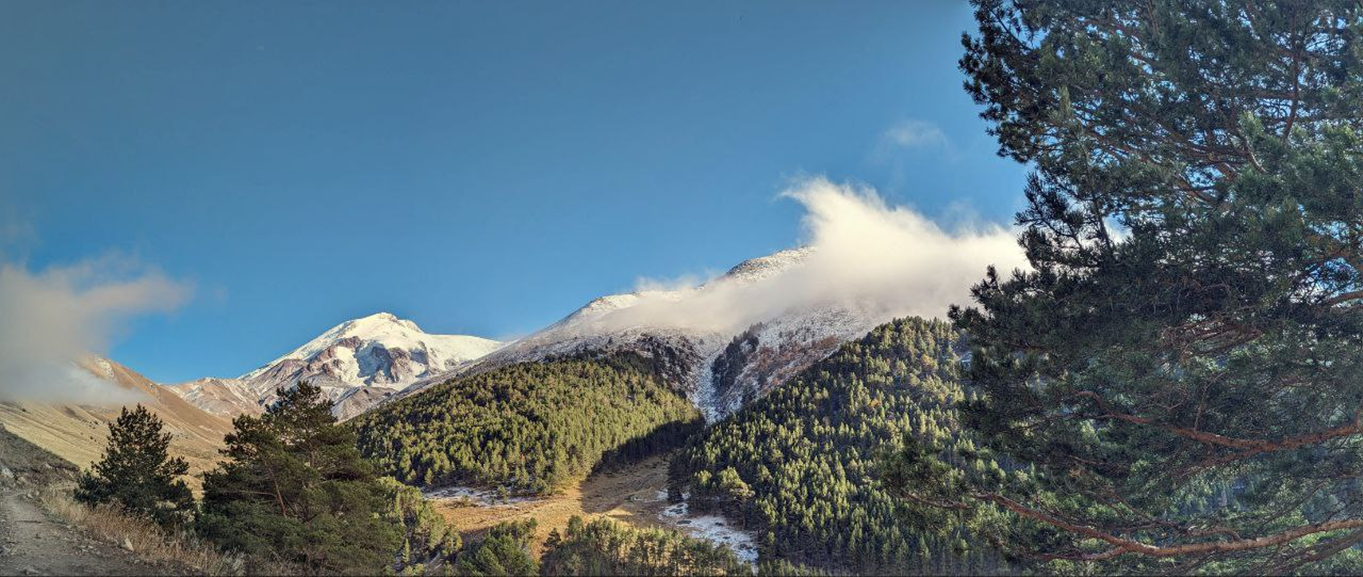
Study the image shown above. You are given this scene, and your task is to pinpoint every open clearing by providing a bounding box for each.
[430,454,757,561]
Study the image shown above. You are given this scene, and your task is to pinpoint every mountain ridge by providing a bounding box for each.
[393,246,893,419]
[169,245,901,421]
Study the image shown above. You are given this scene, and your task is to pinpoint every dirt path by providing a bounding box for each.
[0,490,155,576]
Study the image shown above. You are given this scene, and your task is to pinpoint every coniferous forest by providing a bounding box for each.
[669,317,1005,575]
[352,354,700,493]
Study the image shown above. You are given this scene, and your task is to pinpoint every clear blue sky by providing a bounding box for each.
[0,1,1027,383]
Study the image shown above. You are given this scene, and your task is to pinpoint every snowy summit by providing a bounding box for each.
[172,312,502,419]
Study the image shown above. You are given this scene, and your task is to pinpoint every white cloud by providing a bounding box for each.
[0,254,193,403]
[882,119,949,149]
[589,177,1028,334]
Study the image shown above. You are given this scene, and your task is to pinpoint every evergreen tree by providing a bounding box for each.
[458,519,539,576]
[198,382,401,575]
[379,476,462,574]
[540,515,756,576]
[888,1,1363,573]
[73,405,193,528]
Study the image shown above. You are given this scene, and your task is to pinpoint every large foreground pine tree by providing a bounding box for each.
[198,383,400,574]
[888,1,1363,573]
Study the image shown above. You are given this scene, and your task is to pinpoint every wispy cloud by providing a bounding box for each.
[589,177,1028,333]
[881,119,949,150]
[0,253,194,403]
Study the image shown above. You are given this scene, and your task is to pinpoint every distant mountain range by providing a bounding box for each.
[5,246,902,426]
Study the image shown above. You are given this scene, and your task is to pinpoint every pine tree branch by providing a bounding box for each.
[980,492,1363,561]
[1073,390,1363,455]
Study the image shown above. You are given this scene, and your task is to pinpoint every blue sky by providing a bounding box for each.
[0,1,1027,383]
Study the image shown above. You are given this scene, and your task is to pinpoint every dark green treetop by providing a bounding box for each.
[198,382,401,575]
[457,519,539,576]
[888,1,1363,573]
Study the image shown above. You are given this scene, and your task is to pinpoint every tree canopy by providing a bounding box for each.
[888,1,1363,573]
[198,382,401,575]
[74,405,194,529]
[540,515,753,576]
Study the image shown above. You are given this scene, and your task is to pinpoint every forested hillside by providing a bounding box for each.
[669,317,1004,575]
[352,354,699,494]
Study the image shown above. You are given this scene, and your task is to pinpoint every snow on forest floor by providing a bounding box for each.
[655,492,759,564]
[422,485,542,508]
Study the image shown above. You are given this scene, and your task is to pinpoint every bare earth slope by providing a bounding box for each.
[0,357,233,484]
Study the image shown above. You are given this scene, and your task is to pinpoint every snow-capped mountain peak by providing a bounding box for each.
[173,312,503,419]
[240,311,499,382]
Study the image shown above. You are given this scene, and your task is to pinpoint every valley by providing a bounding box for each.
[427,454,756,563]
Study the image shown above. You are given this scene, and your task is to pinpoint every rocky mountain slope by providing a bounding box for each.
[172,313,503,419]
[398,247,893,419]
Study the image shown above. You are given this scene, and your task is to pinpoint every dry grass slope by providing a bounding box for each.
[40,487,243,576]
[0,358,233,488]
[434,454,695,558]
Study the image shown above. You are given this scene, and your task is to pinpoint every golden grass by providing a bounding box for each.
[38,486,248,576]
[433,454,678,557]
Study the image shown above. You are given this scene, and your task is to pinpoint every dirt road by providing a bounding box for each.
[0,490,155,576]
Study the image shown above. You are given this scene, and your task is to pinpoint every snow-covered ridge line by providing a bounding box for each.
[392,245,891,420]
[178,244,888,422]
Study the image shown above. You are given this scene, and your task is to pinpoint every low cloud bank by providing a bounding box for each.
[596,177,1028,334]
[0,255,193,403]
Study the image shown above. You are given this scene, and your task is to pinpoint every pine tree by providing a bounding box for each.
[457,519,538,576]
[888,1,1363,573]
[379,476,461,574]
[74,405,193,528]
[198,382,401,575]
